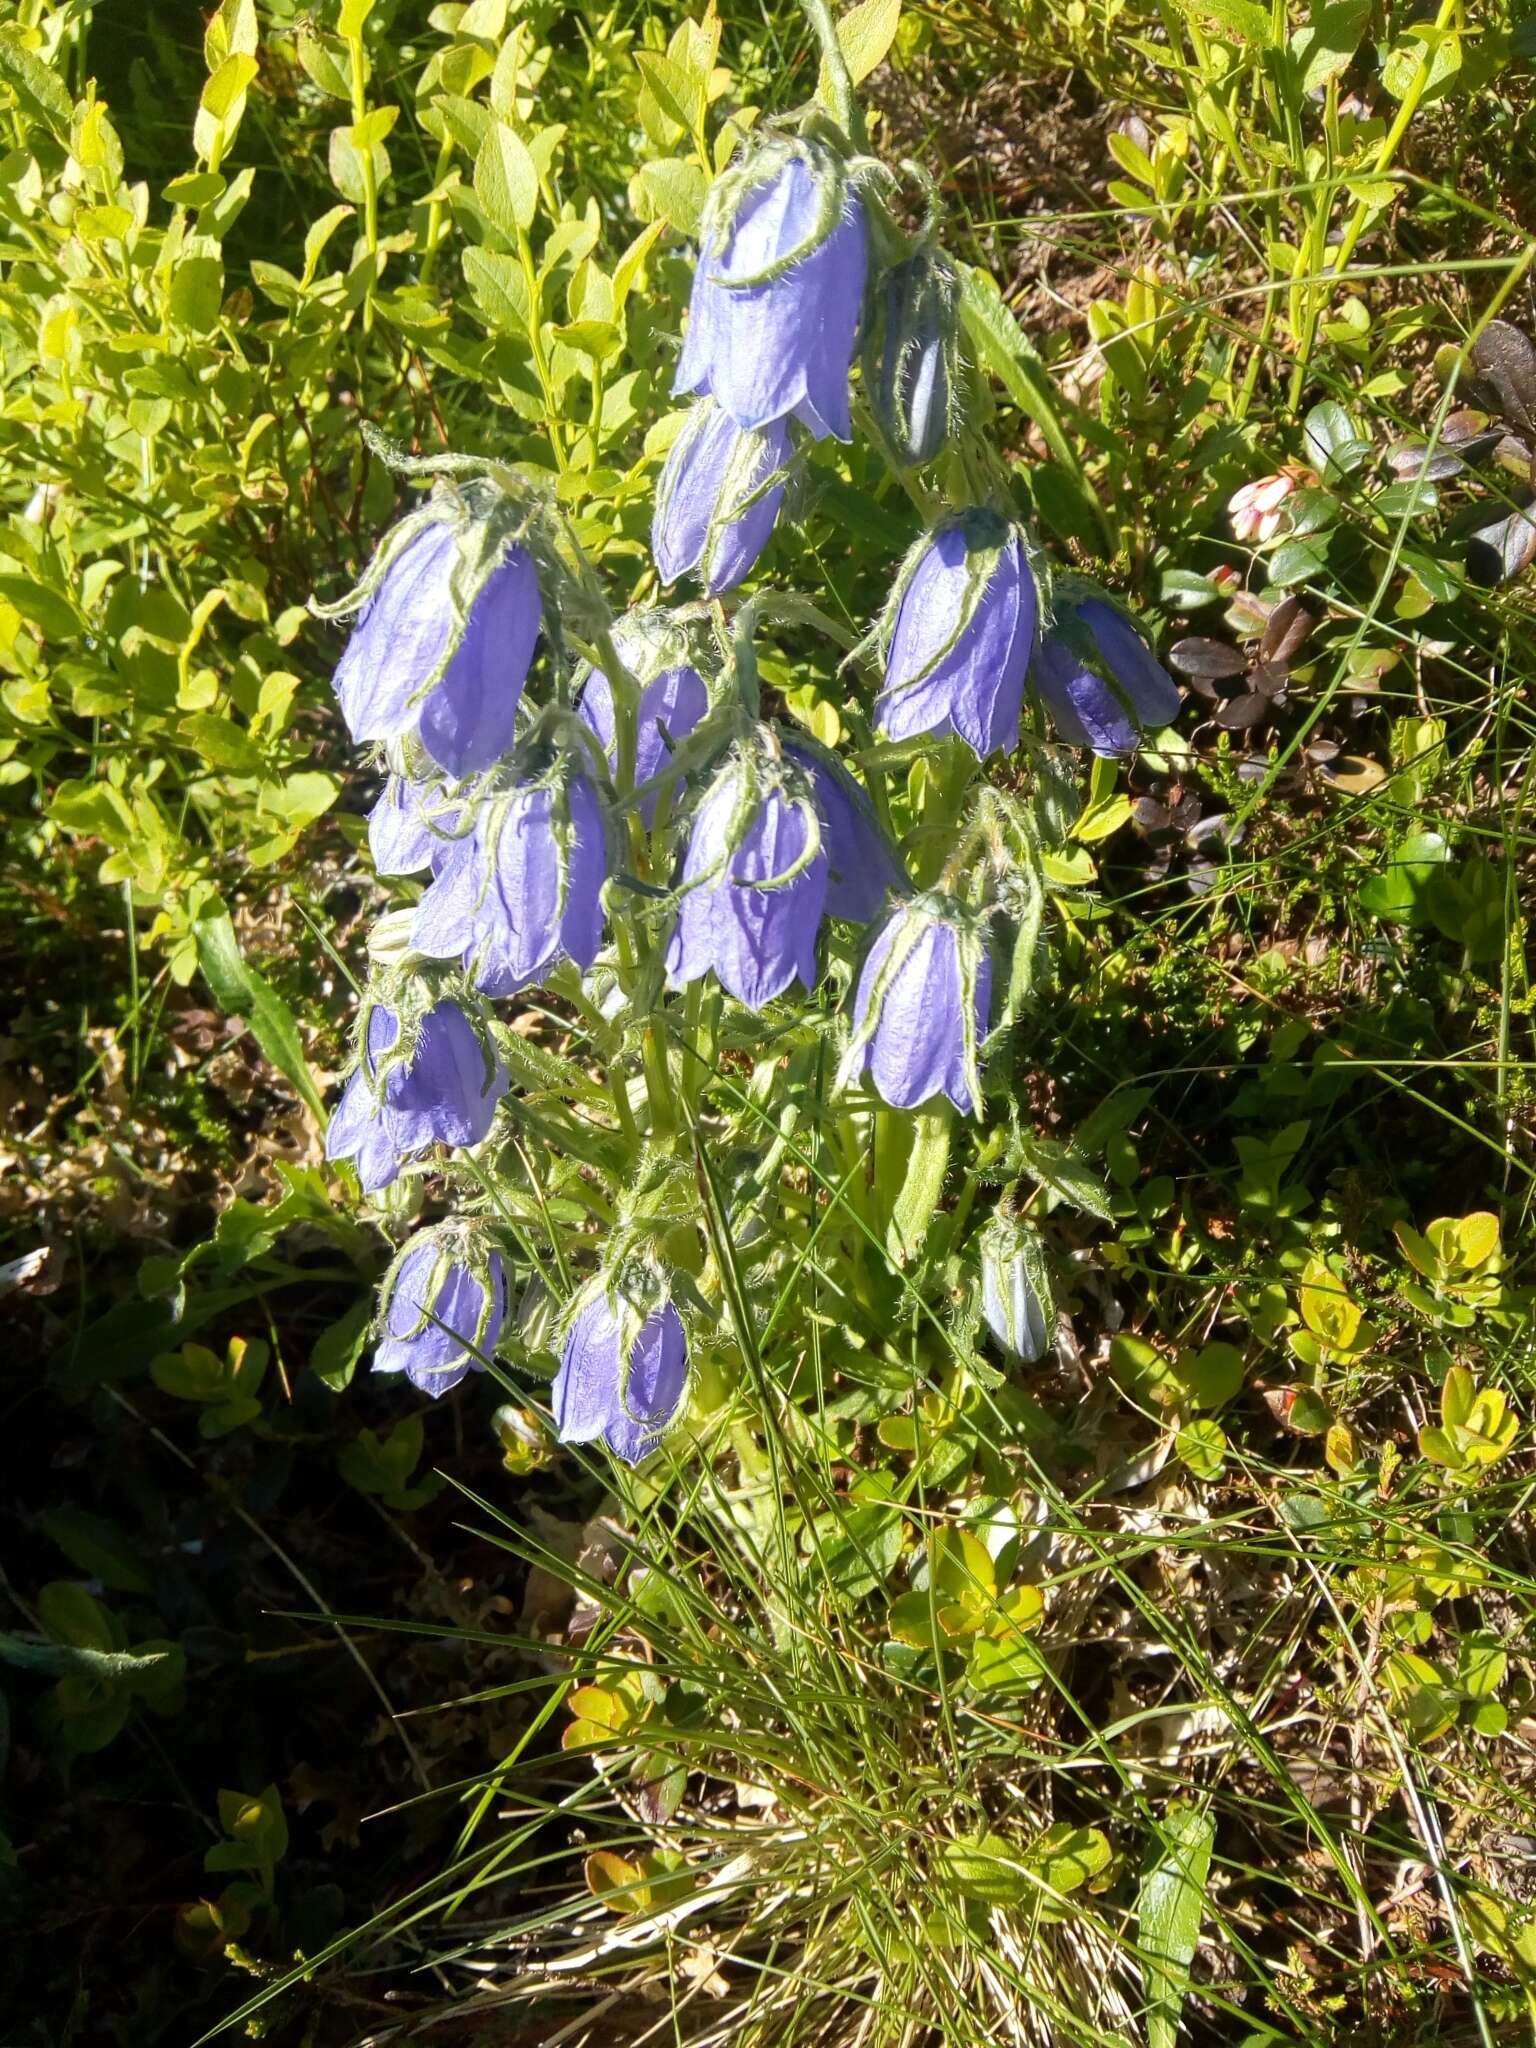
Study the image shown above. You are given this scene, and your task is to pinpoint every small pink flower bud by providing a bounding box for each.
[1228,471,1300,544]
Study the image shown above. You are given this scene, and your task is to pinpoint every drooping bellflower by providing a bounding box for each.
[329,506,541,779]
[552,1290,689,1465]
[578,621,710,825]
[325,997,509,1192]
[665,745,827,1010]
[374,1226,509,1394]
[1032,596,1181,756]
[979,1214,1052,1363]
[676,145,868,441]
[875,510,1038,759]
[653,399,790,595]
[781,734,905,922]
[844,896,993,1115]
[412,762,608,997]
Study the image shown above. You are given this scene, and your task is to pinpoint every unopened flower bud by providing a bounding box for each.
[979,1214,1053,1363]
[870,249,957,468]
[1228,470,1301,544]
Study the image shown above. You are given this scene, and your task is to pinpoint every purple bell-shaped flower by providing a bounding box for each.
[325,996,509,1192]
[374,1225,509,1395]
[676,146,868,441]
[653,400,791,595]
[844,896,993,1116]
[328,506,541,779]
[552,1288,689,1465]
[781,734,905,923]
[665,743,827,1010]
[412,762,608,998]
[874,510,1038,760]
[1032,597,1182,756]
[578,619,711,825]
[368,769,457,876]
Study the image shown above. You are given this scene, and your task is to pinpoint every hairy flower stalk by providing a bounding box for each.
[1032,594,1181,756]
[875,509,1039,758]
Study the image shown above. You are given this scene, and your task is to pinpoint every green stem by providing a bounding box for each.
[798,0,866,149]
[345,27,379,329]
[1287,0,1459,412]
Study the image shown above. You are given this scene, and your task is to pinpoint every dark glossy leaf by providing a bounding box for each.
[1260,595,1316,665]
[1168,636,1247,680]
[1249,662,1290,700]
[1214,693,1268,730]
[1385,440,1462,482]
[1303,400,1370,478]
[1132,797,1173,832]
[1467,320,1536,439]
[1466,502,1536,586]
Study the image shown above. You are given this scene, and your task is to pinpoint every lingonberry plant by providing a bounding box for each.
[319,0,1182,1469]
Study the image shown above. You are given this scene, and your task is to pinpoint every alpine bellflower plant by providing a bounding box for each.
[315,16,1188,1493]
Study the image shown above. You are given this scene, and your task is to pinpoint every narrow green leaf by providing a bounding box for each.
[193,905,326,1126]
[1140,1801,1216,2048]
[958,267,1109,546]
